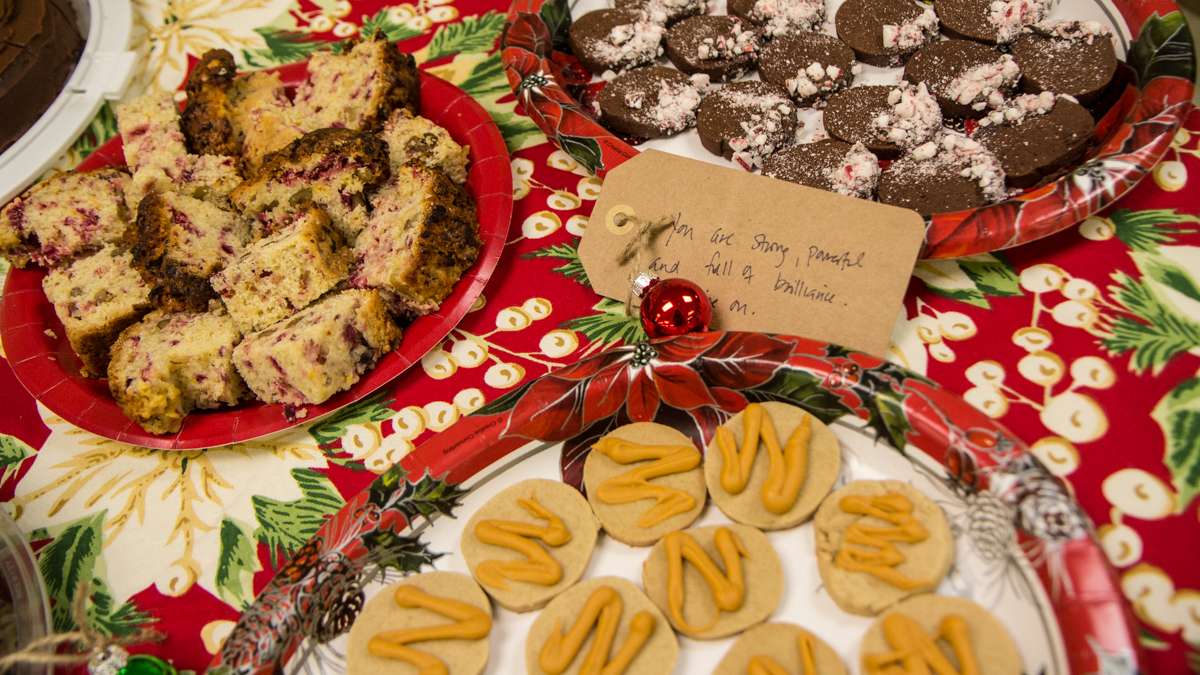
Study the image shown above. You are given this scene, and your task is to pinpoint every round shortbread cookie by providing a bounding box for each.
[813,479,954,616]
[641,523,783,639]
[525,576,679,675]
[859,594,1022,675]
[583,422,707,546]
[704,401,841,530]
[461,478,599,612]
[346,571,491,675]
[713,622,848,675]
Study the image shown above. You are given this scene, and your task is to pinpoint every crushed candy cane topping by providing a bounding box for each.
[881,4,938,51]
[944,55,1021,110]
[828,142,881,197]
[591,15,666,69]
[1033,19,1111,43]
[646,80,704,132]
[696,20,760,60]
[785,61,848,98]
[721,89,795,170]
[909,132,1007,201]
[976,91,1063,126]
[987,0,1056,43]
[639,0,708,24]
[749,0,824,37]
[873,81,942,147]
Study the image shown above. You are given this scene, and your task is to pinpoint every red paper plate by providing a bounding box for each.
[209,331,1138,675]
[499,0,1195,259]
[0,62,513,450]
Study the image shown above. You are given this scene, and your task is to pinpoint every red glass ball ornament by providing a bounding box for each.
[639,277,713,338]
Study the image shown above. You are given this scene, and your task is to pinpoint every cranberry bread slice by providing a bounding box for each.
[234,289,400,406]
[0,169,131,268]
[230,128,389,240]
[116,92,189,172]
[210,207,350,333]
[381,109,470,183]
[124,154,242,214]
[132,191,250,310]
[232,72,305,172]
[351,165,479,315]
[293,36,419,133]
[180,49,241,158]
[108,308,246,434]
[42,245,154,377]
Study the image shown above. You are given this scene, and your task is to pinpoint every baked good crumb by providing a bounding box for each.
[0,169,131,268]
[232,71,306,172]
[108,307,246,434]
[42,244,154,377]
[381,109,470,183]
[181,49,241,158]
[211,207,351,333]
[233,289,400,406]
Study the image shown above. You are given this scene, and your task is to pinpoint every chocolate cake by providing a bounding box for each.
[935,0,1053,44]
[569,9,666,75]
[823,82,942,158]
[762,139,880,198]
[835,0,938,66]
[665,16,761,82]
[598,67,704,138]
[759,33,858,106]
[615,0,707,25]
[904,40,1020,117]
[974,92,1094,187]
[696,81,796,169]
[878,132,1007,214]
[728,0,825,39]
[1011,21,1118,104]
[0,0,85,152]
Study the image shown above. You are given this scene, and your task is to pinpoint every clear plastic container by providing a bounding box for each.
[0,508,51,674]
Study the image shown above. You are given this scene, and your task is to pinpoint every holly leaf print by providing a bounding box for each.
[422,12,505,61]
[361,530,444,573]
[1152,376,1200,511]
[1104,264,1200,375]
[308,390,395,446]
[558,134,603,175]
[86,576,155,638]
[448,52,544,152]
[253,469,345,565]
[38,512,103,632]
[747,369,851,424]
[1128,11,1196,85]
[913,254,1022,309]
[215,518,262,609]
[243,28,330,68]
[523,241,590,285]
[359,9,425,43]
[1111,208,1200,252]
[0,434,33,484]
[565,298,646,346]
[370,470,467,525]
[539,0,573,50]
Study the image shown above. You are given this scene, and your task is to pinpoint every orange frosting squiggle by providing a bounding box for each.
[664,527,749,634]
[474,496,571,589]
[592,436,701,527]
[746,632,817,675]
[367,585,492,675]
[538,585,657,675]
[833,492,931,590]
[716,403,813,514]
[863,613,979,675]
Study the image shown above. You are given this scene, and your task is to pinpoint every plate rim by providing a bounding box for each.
[497,0,1196,259]
[0,60,514,450]
[208,330,1138,675]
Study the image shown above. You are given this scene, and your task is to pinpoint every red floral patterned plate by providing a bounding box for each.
[499,0,1194,259]
[0,61,513,450]
[210,332,1137,675]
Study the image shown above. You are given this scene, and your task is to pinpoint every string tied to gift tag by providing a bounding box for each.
[0,580,170,675]
[614,211,679,314]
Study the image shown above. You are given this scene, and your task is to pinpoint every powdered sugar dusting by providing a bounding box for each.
[590,14,667,70]
[827,142,881,197]
[749,0,824,37]
[873,81,942,147]
[881,4,938,51]
[1033,20,1111,44]
[944,55,1021,110]
[785,61,848,99]
[976,91,1057,127]
[987,0,1055,43]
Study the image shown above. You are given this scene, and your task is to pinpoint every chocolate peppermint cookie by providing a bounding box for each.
[878,132,1008,214]
[835,0,938,66]
[759,33,858,106]
[935,0,1054,44]
[697,81,797,169]
[973,92,1094,187]
[1011,21,1118,103]
[904,40,1020,117]
[728,0,825,38]
[823,82,942,158]
[665,15,761,82]
[597,67,704,138]
[762,139,881,198]
[615,0,707,25]
[569,9,666,74]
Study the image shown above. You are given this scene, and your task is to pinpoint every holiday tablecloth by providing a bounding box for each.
[0,1,1198,672]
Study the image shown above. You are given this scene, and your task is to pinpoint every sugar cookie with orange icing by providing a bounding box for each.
[859,594,1022,675]
[525,576,678,675]
[346,571,492,675]
[641,523,783,639]
[583,422,707,546]
[461,478,599,612]
[713,622,849,675]
[813,480,954,616]
[705,401,841,530]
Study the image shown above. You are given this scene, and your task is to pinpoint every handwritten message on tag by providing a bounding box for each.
[579,151,926,356]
